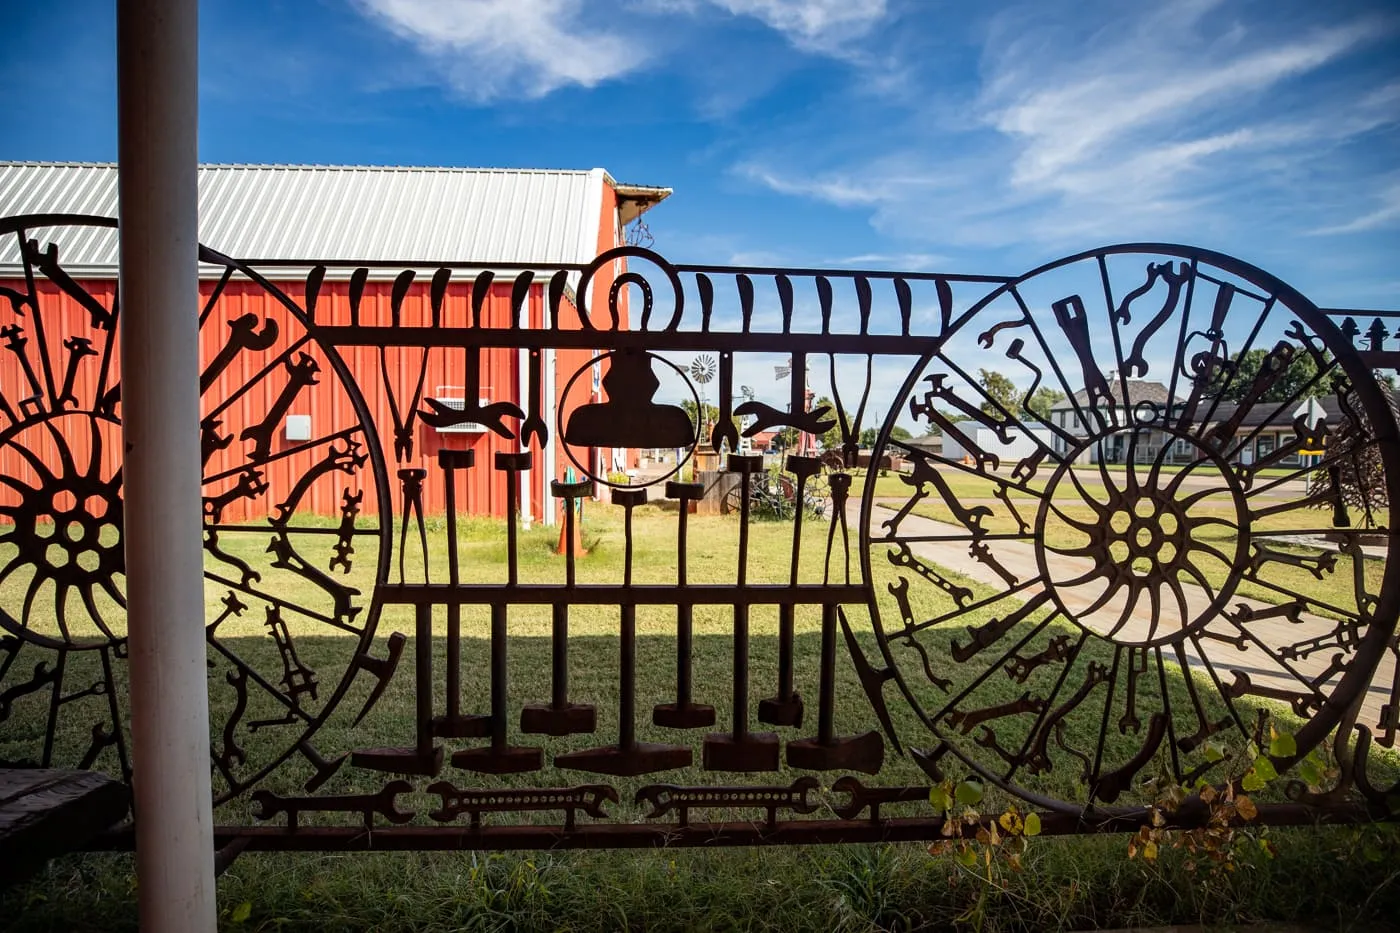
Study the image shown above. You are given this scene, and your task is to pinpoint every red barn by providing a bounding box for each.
[0,162,671,525]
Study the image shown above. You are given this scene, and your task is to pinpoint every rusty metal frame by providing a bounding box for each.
[2,215,1399,852]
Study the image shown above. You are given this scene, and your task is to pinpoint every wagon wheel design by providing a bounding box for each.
[725,471,796,521]
[863,244,1398,812]
[0,216,391,803]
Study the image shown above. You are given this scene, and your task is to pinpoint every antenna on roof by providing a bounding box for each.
[626,216,654,249]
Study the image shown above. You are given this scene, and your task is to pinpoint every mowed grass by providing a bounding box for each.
[4,502,1400,932]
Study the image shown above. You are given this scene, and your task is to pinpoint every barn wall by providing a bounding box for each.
[0,183,641,526]
[0,276,617,527]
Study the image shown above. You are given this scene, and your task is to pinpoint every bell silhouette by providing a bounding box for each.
[564,349,695,449]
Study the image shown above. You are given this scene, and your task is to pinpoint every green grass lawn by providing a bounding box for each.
[4,502,1399,932]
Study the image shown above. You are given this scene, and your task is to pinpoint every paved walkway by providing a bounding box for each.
[861,501,1395,736]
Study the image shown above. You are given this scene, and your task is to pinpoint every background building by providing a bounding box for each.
[0,162,670,522]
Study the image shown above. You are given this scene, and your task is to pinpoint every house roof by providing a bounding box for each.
[1055,378,1373,430]
[0,162,672,278]
[1059,380,1171,408]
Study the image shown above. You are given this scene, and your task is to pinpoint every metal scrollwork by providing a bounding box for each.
[867,244,1398,814]
[3,218,1398,849]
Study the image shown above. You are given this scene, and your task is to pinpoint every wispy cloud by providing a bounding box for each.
[824,251,952,269]
[354,0,647,100]
[356,0,891,102]
[736,165,885,206]
[981,6,1383,207]
[1312,180,1400,235]
[706,0,887,53]
[635,0,887,52]
[736,1,1399,260]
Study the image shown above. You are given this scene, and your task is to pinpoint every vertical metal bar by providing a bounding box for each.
[778,475,804,701]
[777,606,795,698]
[734,468,752,738]
[617,490,641,750]
[762,454,818,729]
[415,603,433,757]
[443,455,461,720]
[620,603,637,750]
[564,494,577,588]
[551,603,569,709]
[491,602,508,750]
[117,0,216,927]
[818,603,837,745]
[655,481,712,732]
[505,467,519,588]
[547,480,584,715]
[453,445,542,771]
[523,477,595,741]
[446,604,461,720]
[676,498,693,705]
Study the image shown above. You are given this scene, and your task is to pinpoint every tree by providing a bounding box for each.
[1028,386,1065,419]
[919,408,967,436]
[859,425,911,448]
[812,395,853,452]
[680,399,738,447]
[978,369,1019,415]
[1218,348,1325,403]
[1311,394,1397,529]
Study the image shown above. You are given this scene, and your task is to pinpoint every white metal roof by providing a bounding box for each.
[0,162,670,278]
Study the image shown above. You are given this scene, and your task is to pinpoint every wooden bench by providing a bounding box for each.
[0,769,130,887]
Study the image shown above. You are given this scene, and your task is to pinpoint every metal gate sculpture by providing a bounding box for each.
[1,213,1398,851]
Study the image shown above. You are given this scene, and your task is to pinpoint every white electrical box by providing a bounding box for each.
[285,414,312,442]
[430,396,492,433]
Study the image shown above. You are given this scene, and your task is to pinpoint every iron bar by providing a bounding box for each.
[84,801,1383,853]
[377,583,871,605]
[313,327,940,355]
[557,489,689,774]
[440,450,472,722]
[704,455,779,771]
[654,481,715,729]
[452,453,541,773]
[521,480,596,737]
[761,455,820,728]
[818,604,837,745]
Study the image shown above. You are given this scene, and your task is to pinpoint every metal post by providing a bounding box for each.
[117,0,216,929]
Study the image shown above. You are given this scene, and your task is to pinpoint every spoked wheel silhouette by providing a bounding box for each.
[0,215,391,800]
[863,244,1398,812]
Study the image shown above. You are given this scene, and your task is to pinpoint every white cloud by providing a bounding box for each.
[1312,181,1400,235]
[984,11,1378,196]
[354,0,647,100]
[635,0,886,51]
[826,251,952,269]
[357,0,891,101]
[735,164,884,206]
[707,0,887,51]
[737,2,1398,255]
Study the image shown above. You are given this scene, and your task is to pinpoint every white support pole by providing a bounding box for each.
[117,1,217,930]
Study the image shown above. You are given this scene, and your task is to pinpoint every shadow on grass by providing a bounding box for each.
[5,627,1400,932]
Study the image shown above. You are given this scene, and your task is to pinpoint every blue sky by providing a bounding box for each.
[3,0,1397,311]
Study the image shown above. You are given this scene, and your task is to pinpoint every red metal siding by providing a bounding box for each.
[0,278,583,524]
[0,180,638,525]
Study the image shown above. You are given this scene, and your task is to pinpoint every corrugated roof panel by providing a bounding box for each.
[0,162,632,275]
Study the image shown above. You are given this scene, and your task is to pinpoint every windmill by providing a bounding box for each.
[774,356,817,456]
[689,354,717,447]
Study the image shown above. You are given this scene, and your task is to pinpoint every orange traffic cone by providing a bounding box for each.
[555,505,588,557]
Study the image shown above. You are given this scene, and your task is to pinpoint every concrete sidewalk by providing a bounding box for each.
[862,501,1395,737]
